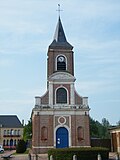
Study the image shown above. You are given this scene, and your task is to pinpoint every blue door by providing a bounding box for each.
[56,127,69,148]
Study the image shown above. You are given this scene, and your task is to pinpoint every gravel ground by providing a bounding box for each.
[0,152,48,160]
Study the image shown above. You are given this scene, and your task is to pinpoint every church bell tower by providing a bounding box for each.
[32,16,90,154]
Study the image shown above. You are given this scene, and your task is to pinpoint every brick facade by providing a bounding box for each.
[32,17,91,154]
[32,109,90,153]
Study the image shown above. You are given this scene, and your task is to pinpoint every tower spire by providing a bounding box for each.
[53,17,66,42]
[49,12,73,49]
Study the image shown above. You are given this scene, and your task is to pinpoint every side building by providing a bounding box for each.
[32,16,91,154]
[109,126,120,153]
[0,115,23,149]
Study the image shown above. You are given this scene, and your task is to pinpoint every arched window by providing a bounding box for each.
[7,130,9,135]
[77,126,84,141]
[17,139,20,145]
[41,126,48,141]
[56,88,67,104]
[18,130,20,135]
[10,129,14,135]
[10,139,13,146]
[14,140,16,146]
[7,140,9,146]
[4,130,6,135]
[14,130,17,135]
[3,140,6,146]
[57,56,66,71]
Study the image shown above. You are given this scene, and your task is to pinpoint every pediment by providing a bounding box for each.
[49,72,76,82]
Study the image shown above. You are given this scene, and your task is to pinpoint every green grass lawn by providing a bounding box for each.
[13,148,30,155]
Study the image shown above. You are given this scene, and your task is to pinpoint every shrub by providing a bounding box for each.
[16,139,26,153]
[48,147,109,160]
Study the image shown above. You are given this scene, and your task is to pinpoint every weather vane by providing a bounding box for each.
[56,4,63,17]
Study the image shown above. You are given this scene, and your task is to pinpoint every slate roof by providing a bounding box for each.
[109,126,120,131]
[49,16,73,50]
[0,115,23,128]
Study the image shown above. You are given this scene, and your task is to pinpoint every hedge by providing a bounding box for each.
[48,147,109,160]
[16,139,26,153]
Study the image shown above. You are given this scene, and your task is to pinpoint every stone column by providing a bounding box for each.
[49,81,53,106]
[70,83,75,105]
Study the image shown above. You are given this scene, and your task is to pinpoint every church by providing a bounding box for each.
[31,15,90,154]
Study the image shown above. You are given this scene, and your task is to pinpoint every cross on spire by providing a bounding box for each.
[56,4,63,17]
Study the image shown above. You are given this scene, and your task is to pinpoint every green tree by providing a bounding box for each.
[90,118,99,138]
[90,117,111,139]
[116,120,120,126]
[102,118,110,127]
[23,119,32,141]
[101,118,110,138]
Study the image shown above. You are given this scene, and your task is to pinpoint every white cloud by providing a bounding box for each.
[76,77,119,96]
[76,80,105,95]
[69,0,120,20]
[0,99,32,105]
[0,59,14,67]
[0,87,46,99]
[80,40,120,51]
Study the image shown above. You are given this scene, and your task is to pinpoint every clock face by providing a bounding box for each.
[58,56,64,62]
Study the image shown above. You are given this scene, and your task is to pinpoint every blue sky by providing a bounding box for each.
[0,0,120,125]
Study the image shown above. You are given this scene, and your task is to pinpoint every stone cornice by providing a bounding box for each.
[49,72,76,82]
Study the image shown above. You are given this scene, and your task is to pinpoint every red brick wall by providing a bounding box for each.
[71,115,90,146]
[32,112,90,153]
[41,91,49,104]
[32,114,54,153]
[32,114,40,147]
[75,91,83,105]
[47,49,74,77]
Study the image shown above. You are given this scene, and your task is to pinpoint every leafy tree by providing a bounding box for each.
[116,120,120,126]
[90,117,111,139]
[102,118,110,127]
[90,118,99,138]
[23,118,32,141]
[101,118,110,138]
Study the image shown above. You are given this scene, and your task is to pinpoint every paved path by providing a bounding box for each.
[10,155,28,160]
[0,152,48,160]
[109,152,119,160]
